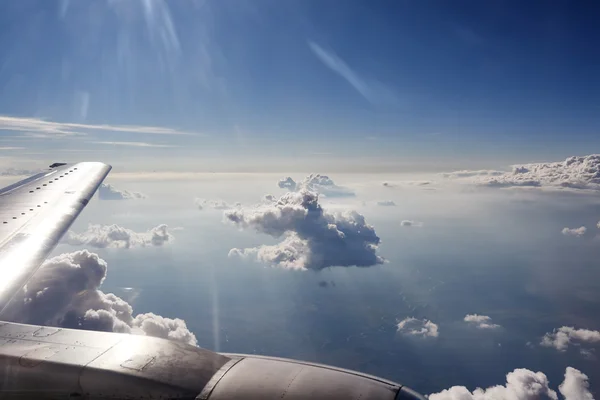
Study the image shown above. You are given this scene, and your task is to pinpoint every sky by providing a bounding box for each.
[0,1,599,399]
[0,0,599,172]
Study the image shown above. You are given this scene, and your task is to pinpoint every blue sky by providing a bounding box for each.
[1,2,599,396]
[0,0,599,170]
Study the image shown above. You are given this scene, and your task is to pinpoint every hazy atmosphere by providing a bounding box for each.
[0,1,598,398]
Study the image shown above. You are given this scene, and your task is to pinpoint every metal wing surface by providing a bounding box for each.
[0,162,111,315]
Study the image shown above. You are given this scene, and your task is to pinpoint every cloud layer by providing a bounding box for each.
[93,141,178,148]
[396,317,439,338]
[464,314,501,330]
[195,198,240,210]
[0,168,44,176]
[443,155,600,190]
[0,115,196,138]
[429,367,593,400]
[377,200,397,207]
[66,224,174,248]
[541,326,600,351]
[226,190,383,270]
[3,250,196,346]
[98,183,146,200]
[278,174,355,197]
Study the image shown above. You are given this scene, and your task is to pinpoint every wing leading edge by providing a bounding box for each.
[0,162,111,316]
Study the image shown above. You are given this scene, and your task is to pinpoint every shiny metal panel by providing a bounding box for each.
[221,353,402,387]
[81,335,230,398]
[196,358,243,400]
[0,321,230,399]
[0,162,111,315]
[395,386,428,400]
[205,356,400,400]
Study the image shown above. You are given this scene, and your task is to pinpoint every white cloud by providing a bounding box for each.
[278,174,355,197]
[401,220,423,227]
[66,224,174,248]
[464,314,501,329]
[396,317,439,338]
[278,177,297,191]
[0,167,44,176]
[92,141,179,148]
[226,190,383,270]
[195,198,240,210]
[0,115,198,138]
[561,227,587,237]
[430,367,595,400]
[559,368,594,400]
[383,181,433,188]
[442,170,506,179]
[308,41,396,106]
[2,250,196,346]
[579,348,596,360]
[442,155,600,190]
[377,200,397,207]
[130,313,197,346]
[98,183,146,200]
[541,326,600,351]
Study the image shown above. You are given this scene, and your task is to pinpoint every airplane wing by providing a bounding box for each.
[0,162,111,316]
[0,164,426,400]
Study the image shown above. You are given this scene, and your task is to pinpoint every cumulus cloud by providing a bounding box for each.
[396,317,439,338]
[278,177,297,191]
[429,367,594,400]
[443,155,600,190]
[377,200,397,207]
[561,227,587,237]
[226,190,383,270]
[195,198,240,210]
[66,224,174,248]
[541,326,600,351]
[3,250,196,346]
[560,367,594,400]
[464,314,501,329]
[98,183,146,200]
[429,369,558,400]
[401,220,423,227]
[278,174,355,197]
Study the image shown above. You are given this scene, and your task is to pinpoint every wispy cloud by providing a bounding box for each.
[92,141,179,148]
[0,116,199,138]
[308,41,396,106]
